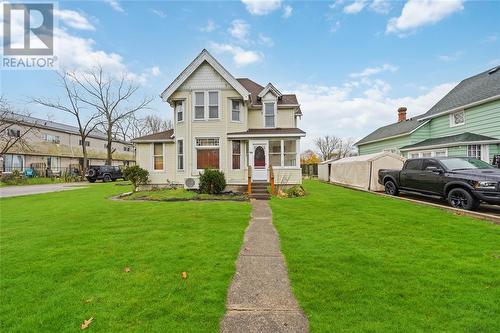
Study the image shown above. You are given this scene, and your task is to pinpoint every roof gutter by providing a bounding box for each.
[400,139,500,152]
[418,94,500,121]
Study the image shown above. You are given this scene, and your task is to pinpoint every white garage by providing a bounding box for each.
[323,152,406,191]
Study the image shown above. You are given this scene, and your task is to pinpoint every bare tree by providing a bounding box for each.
[337,138,356,159]
[70,66,153,164]
[32,71,101,172]
[0,97,39,157]
[314,135,340,161]
[143,115,172,134]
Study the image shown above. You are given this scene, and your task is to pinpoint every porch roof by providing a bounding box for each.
[227,128,306,139]
[399,132,499,151]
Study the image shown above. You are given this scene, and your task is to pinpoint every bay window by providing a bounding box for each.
[196,138,220,169]
[177,139,184,170]
[231,100,241,121]
[153,143,164,170]
[232,141,241,169]
[264,102,275,128]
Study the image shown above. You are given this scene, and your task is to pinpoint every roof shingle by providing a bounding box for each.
[132,129,174,142]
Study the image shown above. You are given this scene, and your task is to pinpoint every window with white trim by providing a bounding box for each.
[231,100,241,122]
[195,137,220,169]
[450,110,465,127]
[175,100,184,122]
[264,102,275,128]
[232,141,241,169]
[43,133,60,143]
[284,140,297,166]
[467,145,481,159]
[79,140,90,147]
[3,154,24,171]
[208,91,219,118]
[194,92,205,119]
[153,143,164,170]
[269,141,281,166]
[177,139,184,170]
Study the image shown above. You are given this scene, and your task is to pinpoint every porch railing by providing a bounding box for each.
[247,165,252,194]
[269,164,276,195]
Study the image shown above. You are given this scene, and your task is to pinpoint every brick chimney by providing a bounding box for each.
[398,107,407,122]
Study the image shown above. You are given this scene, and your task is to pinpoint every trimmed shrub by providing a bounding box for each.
[199,169,226,194]
[123,166,149,191]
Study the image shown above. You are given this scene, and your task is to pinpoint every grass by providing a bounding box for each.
[271,180,500,332]
[126,188,248,201]
[0,183,251,332]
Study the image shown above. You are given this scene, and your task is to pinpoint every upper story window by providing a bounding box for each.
[231,100,241,122]
[7,129,20,137]
[193,91,219,120]
[43,133,60,144]
[450,110,465,127]
[175,100,184,122]
[264,102,275,128]
[79,140,90,147]
[123,146,131,152]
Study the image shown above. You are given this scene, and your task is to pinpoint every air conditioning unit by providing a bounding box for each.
[184,177,200,189]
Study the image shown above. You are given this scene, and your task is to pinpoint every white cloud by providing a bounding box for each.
[105,0,124,13]
[151,9,167,18]
[210,42,263,67]
[329,0,345,9]
[349,64,398,78]
[228,19,250,42]
[330,20,341,33]
[282,5,293,18]
[482,35,497,43]
[369,0,391,14]
[201,20,216,32]
[387,0,464,35]
[437,50,464,62]
[292,81,456,150]
[241,0,282,15]
[258,33,274,47]
[54,9,95,31]
[343,0,367,14]
[150,66,161,76]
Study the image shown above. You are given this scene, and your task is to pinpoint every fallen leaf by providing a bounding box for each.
[124,267,131,273]
[80,317,94,330]
[181,271,187,279]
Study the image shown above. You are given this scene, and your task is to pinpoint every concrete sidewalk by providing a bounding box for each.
[0,182,88,198]
[221,199,309,333]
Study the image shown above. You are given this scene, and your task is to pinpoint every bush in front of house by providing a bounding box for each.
[199,169,226,194]
[123,166,149,191]
[284,185,306,198]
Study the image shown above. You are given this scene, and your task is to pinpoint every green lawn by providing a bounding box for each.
[271,180,500,332]
[1,177,71,187]
[0,183,250,332]
[127,188,248,201]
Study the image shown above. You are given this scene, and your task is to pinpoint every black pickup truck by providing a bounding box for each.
[379,157,500,210]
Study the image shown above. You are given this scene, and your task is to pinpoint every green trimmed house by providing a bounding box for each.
[356,66,500,164]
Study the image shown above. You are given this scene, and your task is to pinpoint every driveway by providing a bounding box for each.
[0,182,89,198]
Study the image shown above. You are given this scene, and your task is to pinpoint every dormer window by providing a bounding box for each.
[264,102,276,128]
[450,110,465,127]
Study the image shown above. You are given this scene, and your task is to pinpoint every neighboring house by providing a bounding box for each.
[132,49,305,190]
[356,66,500,164]
[1,113,135,173]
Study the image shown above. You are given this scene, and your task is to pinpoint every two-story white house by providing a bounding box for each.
[132,49,305,190]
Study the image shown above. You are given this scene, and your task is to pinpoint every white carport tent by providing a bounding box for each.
[326,152,406,191]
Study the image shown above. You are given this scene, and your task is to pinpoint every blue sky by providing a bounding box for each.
[1,0,499,149]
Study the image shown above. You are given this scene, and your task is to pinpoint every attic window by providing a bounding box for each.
[449,110,465,127]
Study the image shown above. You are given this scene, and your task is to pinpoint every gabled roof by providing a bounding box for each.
[400,132,499,151]
[131,129,174,143]
[160,49,250,102]
[355,116,428,146]
[258,83,282,98]
[420,65,500,120]
[236,78,301,115]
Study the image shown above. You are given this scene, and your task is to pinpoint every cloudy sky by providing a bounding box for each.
[1,0,499,150]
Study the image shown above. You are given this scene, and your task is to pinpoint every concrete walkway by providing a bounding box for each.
[221,199,309,333]
[0,182,88,198]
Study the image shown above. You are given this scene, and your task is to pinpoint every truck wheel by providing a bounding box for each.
[447,188,477,211]
[103,174,111,182]
[384,180,399,196]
